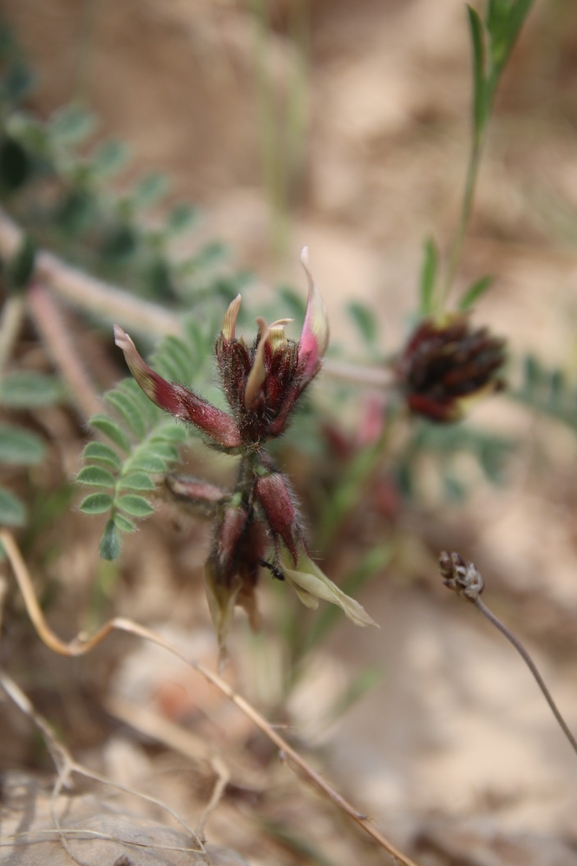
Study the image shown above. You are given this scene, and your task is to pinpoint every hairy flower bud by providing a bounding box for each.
[114,326,242,448]
[398,315,506,422]
[205,501,265,663]
[255,470,305,564]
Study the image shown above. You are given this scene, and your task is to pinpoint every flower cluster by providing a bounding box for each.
[115,249,376,661]
[397,314,506,422]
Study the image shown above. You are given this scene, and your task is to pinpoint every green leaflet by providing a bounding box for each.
[100,519,121,561]
[116,494,154,518]
[82,442,122,470]
[0,371,64,407]
[0,424,45,465]
[79,492,114,515]
[511,355,577,430]
[76,466,116,489]
[89,415,131,452]
[0,487,27,526]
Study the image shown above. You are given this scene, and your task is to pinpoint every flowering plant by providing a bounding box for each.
[114,249,377,660]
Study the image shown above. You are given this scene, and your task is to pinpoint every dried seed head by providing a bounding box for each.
[439,550,484,601]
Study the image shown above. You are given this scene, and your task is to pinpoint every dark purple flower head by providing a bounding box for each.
[397,314,506,422]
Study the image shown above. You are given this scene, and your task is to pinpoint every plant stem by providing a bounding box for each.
[475,596,577,758]
[28,282,102,420]
[0,295,25,376]
[318,404,400,550]
[441,130,484,308]
[0,207,180,337]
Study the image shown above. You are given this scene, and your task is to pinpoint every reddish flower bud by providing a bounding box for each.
[397,315,506,422]
[255,471,305,564]
[165,474,228,517]
[114,325,242,449]
[205,502,265,665]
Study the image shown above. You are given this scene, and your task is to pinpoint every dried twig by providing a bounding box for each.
[107,694,232,841]
[440,550,577,759]
[0,668,207,864]
[1,528,420,866]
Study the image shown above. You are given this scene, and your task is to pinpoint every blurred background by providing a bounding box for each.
[2,1,577,864]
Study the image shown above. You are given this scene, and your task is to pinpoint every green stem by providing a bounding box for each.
[440,129,484,309]
[317,405,400,551]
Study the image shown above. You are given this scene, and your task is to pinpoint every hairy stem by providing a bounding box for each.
[28,282,102,420]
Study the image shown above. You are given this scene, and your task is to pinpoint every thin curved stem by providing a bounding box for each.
[475,597,577,758]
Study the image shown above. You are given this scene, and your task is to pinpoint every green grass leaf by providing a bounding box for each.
[458,274,494,310]
[0,424,45,465]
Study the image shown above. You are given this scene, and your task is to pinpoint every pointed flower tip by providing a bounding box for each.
[299,248,330,375]
[222,294,242,340]
[113,324,132,352]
